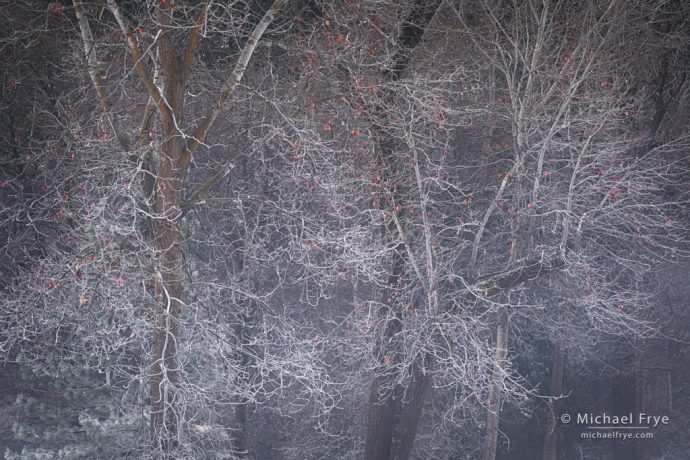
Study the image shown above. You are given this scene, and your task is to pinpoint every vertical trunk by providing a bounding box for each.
[634,333,672,460]
[481,307,510,460]
[147,4,188,449]
[231,400,248,457]
[483,69,497,152]
[149,217,184,455]
[649,54,669,139]
[149,126,186,455]
[363,2,441,455]
[611,372,636,460]
[542,343,565,460]
[230,303,256,458]
[365,350,431,460]
[364,373,402,460]
[364,255,404,460]
[228,227,262,458]
[392,358,432,460]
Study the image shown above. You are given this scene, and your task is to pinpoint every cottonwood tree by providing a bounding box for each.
[273,2,563,457]
[2,0,689,459]
[70,0,294,455]
[273,2,567,458]
[450,0,690,458]
[1,1,367,457]
[0,0,351,457]
[290,1,689,459]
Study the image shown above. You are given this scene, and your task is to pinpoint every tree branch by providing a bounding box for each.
[73,0,130,152]
[448,247,567,307]
[180,163,235,216]
[106,0,172,121]
[472,247,566,299]
[182,1,210,83]
[183,0,288,166]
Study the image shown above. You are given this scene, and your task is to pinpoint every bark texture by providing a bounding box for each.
[74,1,286,455]
[542,343,565,460]
[363,2,441,459]
[481,307,510,460]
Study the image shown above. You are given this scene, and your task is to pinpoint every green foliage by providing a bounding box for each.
[6,358,144,459]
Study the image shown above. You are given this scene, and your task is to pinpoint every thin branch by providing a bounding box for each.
[106,0,172,121]
[183,0,288,166]
[182,1,210,83]
[181,163,235,216]
[73,0,130,152]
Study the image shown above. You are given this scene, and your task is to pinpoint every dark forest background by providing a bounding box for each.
[1,1,689,459]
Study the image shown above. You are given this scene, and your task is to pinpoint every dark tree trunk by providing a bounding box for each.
[364,374,401,460]
[365,349,432,460]
[392,358,433,460]
[231,401,249,457]
[542,343,565,460]
[611,372,636,460]
[364,245,406,460]
[149,126,186,455]
[363,2,441,457]
[230,297,258,458]
[481,307,510,460]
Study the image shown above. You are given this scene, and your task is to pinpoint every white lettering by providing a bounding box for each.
[639,413,670,427]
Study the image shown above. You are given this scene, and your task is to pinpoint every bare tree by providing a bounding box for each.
[450,1,690,458]
[70,0,291,455]
[1,1,689,459]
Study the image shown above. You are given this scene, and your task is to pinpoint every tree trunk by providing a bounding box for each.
[392,358,432,460]
[364,349,432,460]
[230,298,257,458]
[364,249,405,460]
[364,373,402,460]
[363,3,441,457]
[542,343,565,460]
[149,217,184,455]
[481,307,510,460]
[231,401,248,458]
[611,372,636,460]
[149,123,186,455]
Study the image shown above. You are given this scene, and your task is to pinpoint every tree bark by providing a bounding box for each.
[364,244,406,460]
[364,374,401,460]
[363,3,441,457]
[542,343,565,460]
[481,307,510,460]
[364,351,432,460]
[149,123,186,455]
[392,358,433,460]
